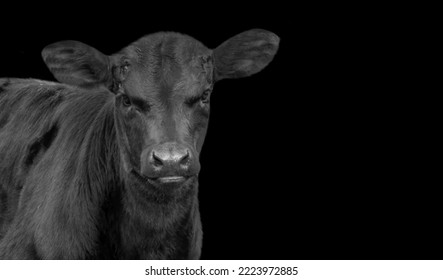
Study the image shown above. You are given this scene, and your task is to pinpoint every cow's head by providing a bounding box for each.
[42,30,279,196]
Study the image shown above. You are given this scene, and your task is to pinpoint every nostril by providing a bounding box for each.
[152,152,163,167]
[180,151,191,166]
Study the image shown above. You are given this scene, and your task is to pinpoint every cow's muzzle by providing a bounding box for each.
[140,142,200,185]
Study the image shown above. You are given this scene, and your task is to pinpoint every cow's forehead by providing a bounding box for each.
[122,32,213,97]
[130,32,210,65]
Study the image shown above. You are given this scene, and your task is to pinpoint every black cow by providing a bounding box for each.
[0,29,279,259]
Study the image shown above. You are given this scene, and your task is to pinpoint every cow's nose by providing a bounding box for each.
[151,147,190,169]
[146,142,193,177]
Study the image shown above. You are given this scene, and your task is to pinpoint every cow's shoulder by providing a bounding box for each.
[1,78,72,100]
[1,78,61,90]
[0,78,86,108]
[0,78,78,149]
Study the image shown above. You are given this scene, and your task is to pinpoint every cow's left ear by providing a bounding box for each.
[41,41,112,87]
[213,29,279,81]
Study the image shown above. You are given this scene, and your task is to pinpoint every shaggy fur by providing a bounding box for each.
[0,79,201,259]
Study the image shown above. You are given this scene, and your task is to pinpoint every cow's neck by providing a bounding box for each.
[97,188,201,259]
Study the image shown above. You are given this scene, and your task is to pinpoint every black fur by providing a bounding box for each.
[0,79,201,259]
[24,124,58,167]
[0,30,278,259]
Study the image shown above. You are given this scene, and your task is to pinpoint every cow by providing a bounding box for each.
[0,29,279,259]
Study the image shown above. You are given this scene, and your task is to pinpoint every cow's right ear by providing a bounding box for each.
[41,41,112,87]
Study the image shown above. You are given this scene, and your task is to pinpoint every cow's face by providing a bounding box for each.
[42,30,279,193]
[110,34,214,188]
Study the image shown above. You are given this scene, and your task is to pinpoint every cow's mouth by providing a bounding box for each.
[130,170,192,188]
[157,176,187,183]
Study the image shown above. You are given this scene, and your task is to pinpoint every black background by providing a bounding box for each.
[0,6,438,260]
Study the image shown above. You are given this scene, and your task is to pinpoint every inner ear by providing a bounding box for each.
[42,40,112,87]
[213,29,279,81]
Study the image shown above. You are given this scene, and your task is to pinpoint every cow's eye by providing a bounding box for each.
[121,94,131,107]
[200,89,210,104]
